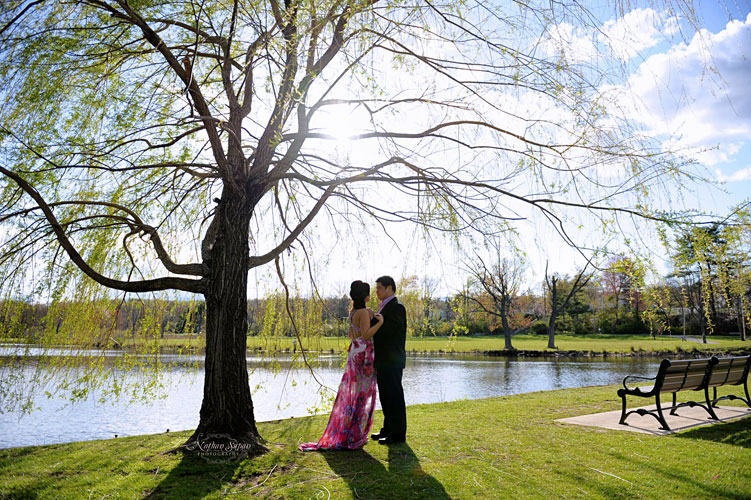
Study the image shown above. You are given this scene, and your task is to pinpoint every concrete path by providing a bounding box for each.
[663,335,717,344]
[556,404,751,435]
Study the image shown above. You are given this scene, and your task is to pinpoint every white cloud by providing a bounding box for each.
[599,8,679,61]
[716,165,751,182]
[539,9,679,63]
[668,140,742,167]
[538,22,599,63]
[611,14,751,165]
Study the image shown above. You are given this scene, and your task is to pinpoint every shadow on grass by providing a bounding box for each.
[554,448,751,500]
[0,447,48,499]
[1,483,42,500]
[607,450,751,500]
[675,414,751,449]
[387,443,451,498]
[320,443,451,499]
[143,452,243,500]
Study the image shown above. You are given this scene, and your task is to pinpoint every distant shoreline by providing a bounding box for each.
[3,333,750,359]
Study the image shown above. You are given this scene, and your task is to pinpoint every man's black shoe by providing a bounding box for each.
[378,436,406,445]
[371,432,387,440]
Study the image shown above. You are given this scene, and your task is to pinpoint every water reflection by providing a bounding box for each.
[0,344,125,357]
[0,351,659,449]
[404,355,658,404]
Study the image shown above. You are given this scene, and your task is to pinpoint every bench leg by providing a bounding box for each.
[669,392,678,415]
[711,383,751,409]
[703,386,719,420]
[655,394,670,431]
[619,391,628,425]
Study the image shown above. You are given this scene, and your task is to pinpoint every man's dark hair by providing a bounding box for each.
[376,275,396,293]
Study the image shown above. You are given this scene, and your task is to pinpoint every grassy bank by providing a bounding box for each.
[243,334,750,356]
[2,384,749,499]
[8,333,750,356]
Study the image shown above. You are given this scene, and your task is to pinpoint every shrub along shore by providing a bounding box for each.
[1,384,749,499]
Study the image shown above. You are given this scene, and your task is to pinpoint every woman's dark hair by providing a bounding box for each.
[349,280,370,310]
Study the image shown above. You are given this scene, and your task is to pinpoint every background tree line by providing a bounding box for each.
[3,223,748,346]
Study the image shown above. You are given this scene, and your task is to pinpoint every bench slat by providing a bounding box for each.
[662,375,705,385]
[708,367,746,386]
[660,370,708,392]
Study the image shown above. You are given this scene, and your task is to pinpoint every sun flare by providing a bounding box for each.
[317,104,369,147]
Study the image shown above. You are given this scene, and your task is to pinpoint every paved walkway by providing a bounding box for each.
[663,335,717,344]
[557,404,751,435]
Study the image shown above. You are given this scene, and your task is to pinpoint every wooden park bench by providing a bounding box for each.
[617,355,751,431]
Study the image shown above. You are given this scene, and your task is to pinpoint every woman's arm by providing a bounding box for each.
[356,309,383,340]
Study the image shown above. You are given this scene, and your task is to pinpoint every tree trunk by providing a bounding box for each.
[682,305,687,341]
[501,300,514,350]
[740,294,747,342]
[592,310,597,335]
[503,328,513,350]
[547,278,558,349]
[185,188,264,457]
[614,291,620,320]
[706,262,718,325]
[547,312,557,349]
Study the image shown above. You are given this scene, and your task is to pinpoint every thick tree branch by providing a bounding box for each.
[247,183,337,269]
[2,200,206,276]
[144,17,228,49]
[0,166,206,293]
[280,119,575,152]
[249,1,300,177]
[239,31,271,116]
[0,0,44,36]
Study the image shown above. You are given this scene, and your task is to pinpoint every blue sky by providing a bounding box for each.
[531,5,751,287]
[644,3,750,211]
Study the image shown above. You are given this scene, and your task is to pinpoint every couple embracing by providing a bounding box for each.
[299,276,407,451]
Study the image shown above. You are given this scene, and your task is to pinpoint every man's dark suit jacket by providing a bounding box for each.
[372,297,407,369]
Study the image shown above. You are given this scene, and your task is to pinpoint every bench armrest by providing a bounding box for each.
[622,375,657,391]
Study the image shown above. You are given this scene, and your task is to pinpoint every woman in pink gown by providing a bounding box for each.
[299,280,383,451]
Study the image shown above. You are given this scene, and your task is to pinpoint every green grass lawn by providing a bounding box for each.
[10,333,750,355]
[7,334,751,354]
[241,334,750,355]
[433,333,751,354]
[2,384,749,499]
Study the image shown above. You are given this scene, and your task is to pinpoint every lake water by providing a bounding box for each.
[0,346,660,449]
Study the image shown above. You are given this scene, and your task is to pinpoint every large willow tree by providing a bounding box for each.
[0,0,712,451]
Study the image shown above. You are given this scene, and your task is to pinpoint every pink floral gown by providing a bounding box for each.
[299,310,377,451]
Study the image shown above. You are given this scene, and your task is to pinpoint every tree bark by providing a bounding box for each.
[706,261,718,325]
[185,187,264,455]
[547,312,558,349]
[614,291,620,320]
[547,278,558,349]
[740,294,747,342]
[501,298,514,350]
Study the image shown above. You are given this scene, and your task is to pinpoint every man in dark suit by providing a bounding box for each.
[370,275,407,445]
